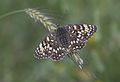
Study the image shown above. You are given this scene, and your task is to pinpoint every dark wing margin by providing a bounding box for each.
[34,32,66,61]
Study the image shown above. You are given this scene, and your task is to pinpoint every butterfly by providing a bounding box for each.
[34,24,97,63]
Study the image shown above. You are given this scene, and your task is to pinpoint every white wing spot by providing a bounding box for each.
[47,44,50,48]
[73,47,76,50]
[59,54,61,57]
[44,45,47,49]
[77,34,81,37]
[81,30,84,33]
[72,31,74,33]
[78,31,81,34]
[42,41,46,45]
[62,48,65,50]
[53,56,56,59]
[77,38,79,41]
[55,50,57,53]
[73,40,75,43]
[49,47,52,50]
[83,24,89,32]
[57,48,59,51]
[53,49,56,52]
[76,40,79,43]
[61,53,64,56]
[83,24,87,28]
[47,36,50,41]
[87,33,90,36]
[73,25,77,30]
[42,53,45,56]
[48,51,51,53]
[69,45,71,48]
[79,25,83,30]
[69,26,71,29]
[39,43,44,52]
[81,36,84,39]
[50,34,53,36]
[51,40,54,42]
[59,47,62,50]
[76,46,78,48]
[71,41,73,44]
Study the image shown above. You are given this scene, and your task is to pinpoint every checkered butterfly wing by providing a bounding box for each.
[34,24,97,61]
[64,24,97,69]
[64,24,97,52]
[34,32,66,61]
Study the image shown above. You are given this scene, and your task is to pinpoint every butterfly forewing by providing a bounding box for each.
[34,32,66,61]
[64,24,97,52]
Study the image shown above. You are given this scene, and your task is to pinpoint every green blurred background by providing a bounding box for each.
[0,0,120,82]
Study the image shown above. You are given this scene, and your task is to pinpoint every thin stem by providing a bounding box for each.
[0,9,25,20]
[68,52,83,69]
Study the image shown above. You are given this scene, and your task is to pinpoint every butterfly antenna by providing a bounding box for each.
[25,8,57,31]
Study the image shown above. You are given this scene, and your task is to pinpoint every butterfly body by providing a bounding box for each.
[34,24,97,61]
[56,27,70,48]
